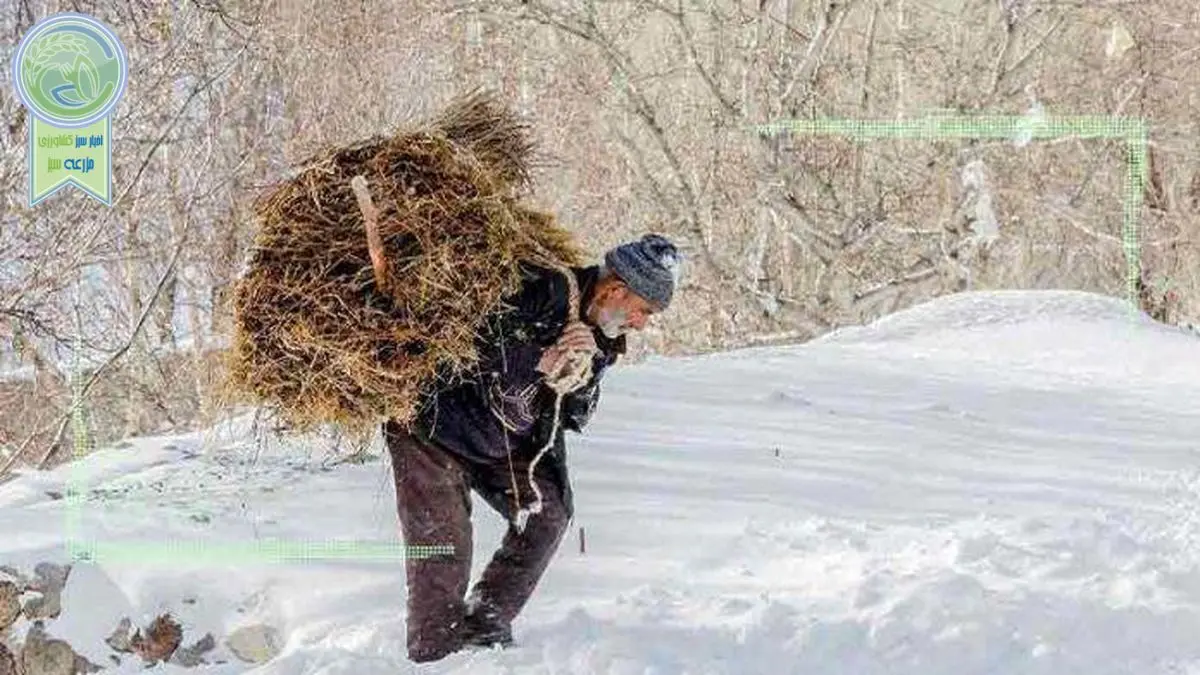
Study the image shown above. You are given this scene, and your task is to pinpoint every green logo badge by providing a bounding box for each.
[12,12,128,206]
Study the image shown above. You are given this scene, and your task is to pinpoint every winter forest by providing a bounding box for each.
[3,1,1200,674]
[1,0,1196,468]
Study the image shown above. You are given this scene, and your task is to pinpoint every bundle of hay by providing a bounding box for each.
[222,90,584,435]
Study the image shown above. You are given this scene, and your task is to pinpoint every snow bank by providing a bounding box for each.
[0,289,1198,674]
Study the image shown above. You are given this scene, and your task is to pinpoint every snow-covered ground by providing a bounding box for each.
[2,289,1199,674]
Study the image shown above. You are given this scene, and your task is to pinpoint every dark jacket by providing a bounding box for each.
[413,264,626,465]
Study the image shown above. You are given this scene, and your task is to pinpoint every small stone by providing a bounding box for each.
[131,614,183,665]
[170,632,216,667]
[23,640,75,675]
[0,583,19,630]
[225,624,283,664]
[23,563,71,621]
[105,617,134,653]
[0,643,15,675]
[20,624,75,675]
[0,567,29,589]
[32,563,70,593]
[22,592,61,621]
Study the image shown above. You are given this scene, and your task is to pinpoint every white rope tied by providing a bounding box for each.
[511,263,595,534]
[513,344,593,533]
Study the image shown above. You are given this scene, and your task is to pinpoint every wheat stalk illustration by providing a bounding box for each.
[23,33,91,95]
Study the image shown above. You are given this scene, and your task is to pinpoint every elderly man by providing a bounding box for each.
[383,233,681,662]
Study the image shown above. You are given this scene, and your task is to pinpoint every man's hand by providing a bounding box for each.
[536,322,597,377]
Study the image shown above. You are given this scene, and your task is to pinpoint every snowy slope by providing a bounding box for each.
[2,289,1199,674]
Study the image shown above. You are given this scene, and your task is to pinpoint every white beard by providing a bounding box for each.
[597,307,628,339]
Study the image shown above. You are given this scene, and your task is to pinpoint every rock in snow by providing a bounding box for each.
[20,622,75,675]
[131,614,183,665]
[104,617,134,653]
[0,642,15,675]
[22,563,71,621]
[0,583,18,630]
[225,624,283,664]
[170,632,217,667]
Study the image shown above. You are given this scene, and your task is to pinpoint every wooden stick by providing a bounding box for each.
[350,175,388,293]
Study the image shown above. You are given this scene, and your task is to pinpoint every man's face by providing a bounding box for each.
[590,281,659,338]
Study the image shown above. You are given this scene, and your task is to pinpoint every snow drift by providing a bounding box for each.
[1,289,1198,674]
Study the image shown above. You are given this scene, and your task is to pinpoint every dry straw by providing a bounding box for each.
[219,90,584,437]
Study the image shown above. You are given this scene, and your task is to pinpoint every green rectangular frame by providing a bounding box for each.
[62,114,1147,565]
[64,457,456,563]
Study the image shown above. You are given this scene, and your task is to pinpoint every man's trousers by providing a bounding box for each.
[382,420,573,663]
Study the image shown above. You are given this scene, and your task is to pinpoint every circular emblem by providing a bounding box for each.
[12,13,127,128]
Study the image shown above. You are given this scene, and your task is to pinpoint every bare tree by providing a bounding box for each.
[3,0,1198,474]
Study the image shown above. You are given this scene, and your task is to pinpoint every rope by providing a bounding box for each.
[513,358,592,533]
[504,251,596,534]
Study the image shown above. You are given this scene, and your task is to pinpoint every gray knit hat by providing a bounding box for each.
[603,234,681,310]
